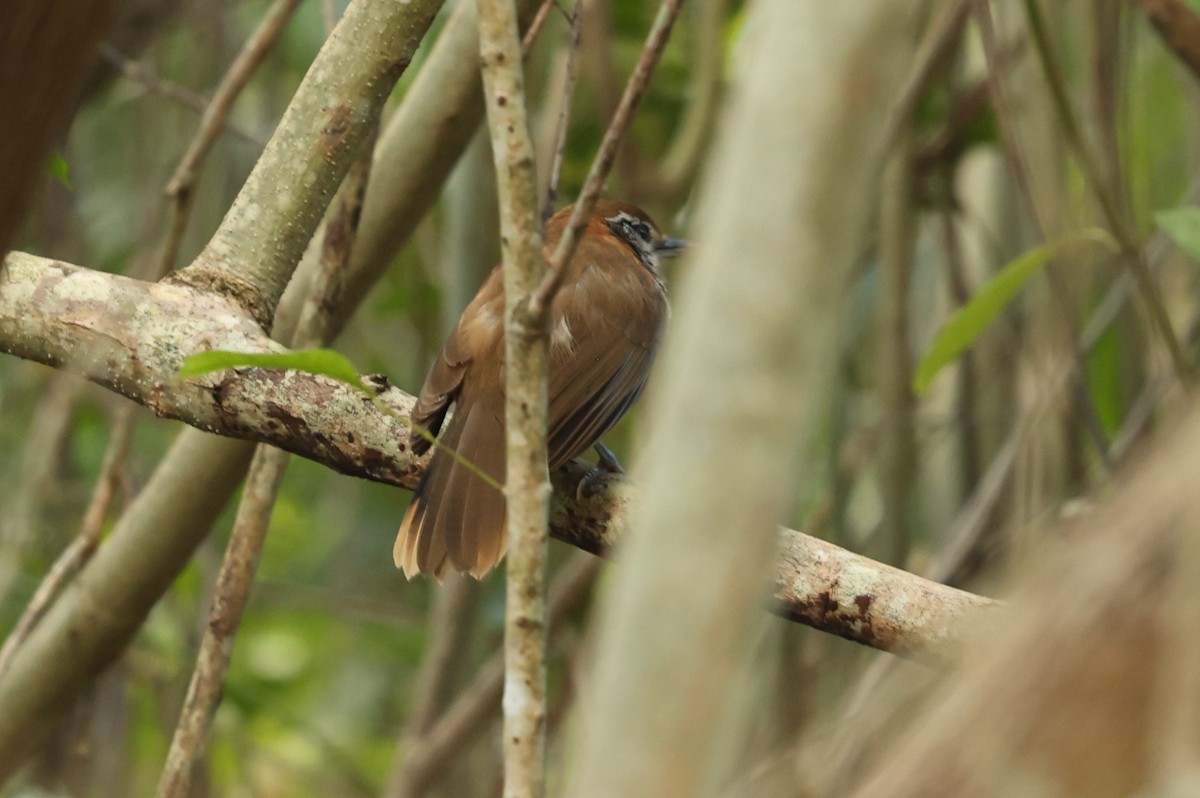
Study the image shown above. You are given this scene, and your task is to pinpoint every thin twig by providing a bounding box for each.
[1022,0,1189,382]
[878,133,918,567]
[882,0,972,151]
[972,0,1114,467]
[165,0,301,200]
[157,0,303,274]
[0,404,134,679]
[520,0,559,53]
[652,0,728,199]
[97,45,265,148]
[154,445,291,798]
[939,206,982,496]
[383,575,480,798]
[528,0,685,318]
[1136,0,1200,83]
[542,0,583,224]
[0,372,86,612]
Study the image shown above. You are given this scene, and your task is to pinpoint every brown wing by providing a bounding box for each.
[408,266,504,455]
[546,242,667,468]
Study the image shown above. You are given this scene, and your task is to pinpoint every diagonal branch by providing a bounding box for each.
[169,0,443,327]
[1136,0,1200,82]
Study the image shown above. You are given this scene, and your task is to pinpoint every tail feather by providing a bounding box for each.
[395,392,506,579]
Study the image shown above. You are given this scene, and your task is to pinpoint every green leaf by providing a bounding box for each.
[1086,323,1123,439]
[1155,206,1200,261]
[913,244,1048,396]
[913,229,1117,396]
[179,348,370,393]
[47,151,71,190]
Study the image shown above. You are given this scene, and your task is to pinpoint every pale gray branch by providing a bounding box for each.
[0,252,421,488]
[0,249,993,667]
[169,0,443,326]
[476,0,550,792]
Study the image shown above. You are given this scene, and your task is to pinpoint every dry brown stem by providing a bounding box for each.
[1137,0,1200,82]
[528,0,685,317]
[838,405,1200,797]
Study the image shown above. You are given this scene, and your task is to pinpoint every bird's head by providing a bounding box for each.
[599,202,687,273]
[547,201,687,275]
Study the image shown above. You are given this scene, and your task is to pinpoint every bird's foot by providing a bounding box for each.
[575,443,624,500]
[362,373,392,395]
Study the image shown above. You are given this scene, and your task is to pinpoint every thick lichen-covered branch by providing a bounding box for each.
[169,0,442,326]
[0,249,993,664]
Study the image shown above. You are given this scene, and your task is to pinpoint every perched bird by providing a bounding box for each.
[395,201,684,578]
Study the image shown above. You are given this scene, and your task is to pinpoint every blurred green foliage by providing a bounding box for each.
[4,1,1200,795]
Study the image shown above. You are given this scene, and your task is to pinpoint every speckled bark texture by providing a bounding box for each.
[0,253,423,488]
[775,529,996,663]
[475,0,550,793]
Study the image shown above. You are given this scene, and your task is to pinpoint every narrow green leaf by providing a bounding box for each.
[47,151,72,190]
[180,348,370,393]
[913,244,1054,396]
[1155,206,1200,261]
[913,229,1116,396]
[1086,324,1123,439]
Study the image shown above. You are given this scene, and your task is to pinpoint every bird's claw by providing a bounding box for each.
[575,443,624,500]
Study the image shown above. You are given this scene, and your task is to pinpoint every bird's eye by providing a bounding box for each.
[618,216,651,244]
[607,212,655,253]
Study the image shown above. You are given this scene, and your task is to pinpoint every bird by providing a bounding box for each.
[394,201,684,579]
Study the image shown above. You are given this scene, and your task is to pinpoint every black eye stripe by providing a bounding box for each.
[608,213,653,248]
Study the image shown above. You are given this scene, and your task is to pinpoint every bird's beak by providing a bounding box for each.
[655,238,688,257]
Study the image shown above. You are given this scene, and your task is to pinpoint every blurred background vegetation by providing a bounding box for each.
[5,0,1200,795]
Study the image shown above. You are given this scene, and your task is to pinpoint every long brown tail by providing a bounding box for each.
[394,392,507,579]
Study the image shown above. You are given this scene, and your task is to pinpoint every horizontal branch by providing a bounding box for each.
[0,250,995,659]
[0,252,421,487]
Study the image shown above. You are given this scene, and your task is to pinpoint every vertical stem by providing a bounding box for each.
[878,134,917,567]
[1022,0,1188,381]
[543,0,583,222]
[476,1,549,796]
